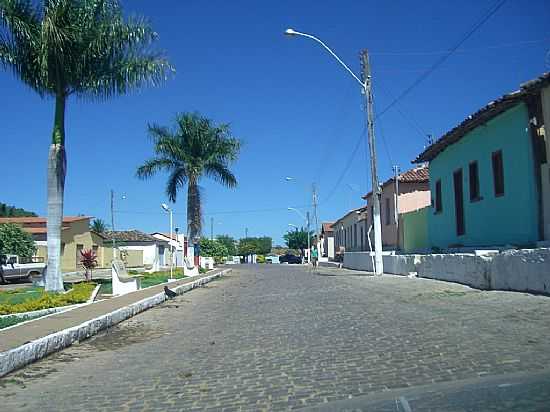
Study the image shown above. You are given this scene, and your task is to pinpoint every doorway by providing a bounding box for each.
[453,169,465,236]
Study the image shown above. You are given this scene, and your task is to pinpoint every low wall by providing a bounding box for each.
[491,248,550,294]
[343,248,550,294]
[417,254,493,290]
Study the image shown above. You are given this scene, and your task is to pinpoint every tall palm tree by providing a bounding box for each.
[137,113,241,241]
[0,0,172,291]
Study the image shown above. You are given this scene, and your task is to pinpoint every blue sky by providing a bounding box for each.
[1,0,549,245]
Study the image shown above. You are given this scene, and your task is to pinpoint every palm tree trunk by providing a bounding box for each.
[45,94,66,292]
[187,180,201,242]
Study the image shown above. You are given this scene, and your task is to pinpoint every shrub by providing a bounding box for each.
[79,249,98,281]
[0,283,96,315]
[0,223,36,257]
[256,255,265,264]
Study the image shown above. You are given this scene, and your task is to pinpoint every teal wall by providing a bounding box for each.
[428,103,539,248]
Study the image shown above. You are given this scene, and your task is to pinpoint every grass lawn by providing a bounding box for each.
[0,287,44,305]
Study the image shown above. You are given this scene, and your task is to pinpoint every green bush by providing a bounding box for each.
[256,255,265,263]
[0,283,96,315]
[0,223,36,257]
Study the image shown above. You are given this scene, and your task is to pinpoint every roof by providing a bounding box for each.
[333,206,368,225]
[26,227,70,234]
[321,222,334,233]
[151,232,184,241]
[0,216,92,224]
[100,230,163,243]
[413,72,550,163]
[362,165,429,199]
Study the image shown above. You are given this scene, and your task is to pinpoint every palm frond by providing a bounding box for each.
[135,157,175,179]
[166,168,188,202]
[204,162,238,188]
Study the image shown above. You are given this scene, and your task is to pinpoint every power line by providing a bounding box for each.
[376,0,507,119]
[370,37,549,56]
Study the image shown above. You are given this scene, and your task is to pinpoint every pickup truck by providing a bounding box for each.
[0,254,46,283]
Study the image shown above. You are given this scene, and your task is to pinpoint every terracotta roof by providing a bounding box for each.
[25,227,70,234]
[101,230,163,243]
[321,222,334,233]
[413,72,550,163]
[0,216,92,224]
[362,165,429,199]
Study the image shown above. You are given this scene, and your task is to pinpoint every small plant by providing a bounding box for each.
[80,249,98,281]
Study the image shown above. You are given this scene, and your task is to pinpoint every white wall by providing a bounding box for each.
[119,244,159,269]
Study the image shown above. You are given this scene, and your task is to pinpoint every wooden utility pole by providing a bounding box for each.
[360,50,383,275]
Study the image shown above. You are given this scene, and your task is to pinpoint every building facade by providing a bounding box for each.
[0,216,113,272]
[363,166,431,249]
[414,73,550,248]
[333,207,368,257]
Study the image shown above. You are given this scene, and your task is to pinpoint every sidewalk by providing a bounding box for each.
[0,269,228,376]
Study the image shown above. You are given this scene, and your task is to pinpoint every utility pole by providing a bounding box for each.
[110,189,116,259]
[393,165,400,247]
[210,217,214,240]
[312,183,319,252]
[306,211,311,264]
[360,50,383,275]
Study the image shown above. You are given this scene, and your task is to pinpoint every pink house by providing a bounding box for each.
[362,165,431,249]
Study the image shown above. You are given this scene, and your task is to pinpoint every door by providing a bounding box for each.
[453,169,465,236]
[158,246,165,266]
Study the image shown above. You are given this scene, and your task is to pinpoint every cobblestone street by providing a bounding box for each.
[2,265,550,411]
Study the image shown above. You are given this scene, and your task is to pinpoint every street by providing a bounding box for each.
[1,264,550,411]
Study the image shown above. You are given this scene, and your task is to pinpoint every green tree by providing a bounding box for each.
[136,113,241,241]
[216,234,236,256]
[199,238,228,258]
[0,0,172,291]
[0,202,37,217]
[283,227,313,256]
[90,218,108,233]
[237,236,272,256]
[0,223,36,257]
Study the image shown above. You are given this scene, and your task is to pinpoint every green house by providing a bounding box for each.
[414,73,550,249]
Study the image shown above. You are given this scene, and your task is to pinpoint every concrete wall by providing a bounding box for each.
[491,248,550,294]
[429,103,539,248]
[344,248,550,295]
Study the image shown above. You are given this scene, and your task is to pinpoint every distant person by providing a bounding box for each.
[311,247,318,268]
[0,255,7,284]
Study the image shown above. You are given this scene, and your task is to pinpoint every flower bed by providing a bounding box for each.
[0,283,97,315]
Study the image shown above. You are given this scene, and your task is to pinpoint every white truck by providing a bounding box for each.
[0,254,46,283]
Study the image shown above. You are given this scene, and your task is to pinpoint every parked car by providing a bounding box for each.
[0,254,46,283]
[279,254,302,264]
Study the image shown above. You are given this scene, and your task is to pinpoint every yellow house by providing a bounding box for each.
[0,216,114,272]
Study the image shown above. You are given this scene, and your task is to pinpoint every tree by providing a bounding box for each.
[237,236,272,256]
[199,238,228,258]
[216,234,236,256]
[0,223,36,257]
[136,113,241,241]
[0,202,36,217]
[283,227,313,256]
[0,0,172,291]
[90,218,108,233]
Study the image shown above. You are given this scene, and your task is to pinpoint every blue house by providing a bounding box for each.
[414,73,550,249]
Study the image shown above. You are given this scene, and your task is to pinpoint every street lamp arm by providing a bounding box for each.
[288,207,306,221]
[288,29,365,89]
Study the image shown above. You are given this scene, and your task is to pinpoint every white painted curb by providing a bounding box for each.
[0,269,230,378]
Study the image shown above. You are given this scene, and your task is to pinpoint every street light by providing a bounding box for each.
[161,203,174,280]
[284,27,383,275]
[288,207,310,264]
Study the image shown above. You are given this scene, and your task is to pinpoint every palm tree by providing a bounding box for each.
[0,0,172,291]
[137,113,241,241]
[90,218,108,233]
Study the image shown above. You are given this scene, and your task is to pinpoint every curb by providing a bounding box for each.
[0,269,230,378]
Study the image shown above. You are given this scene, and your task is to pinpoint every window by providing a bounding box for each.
[469,161,481,201]
[385,198,390,225]
[360,227,364,250]
[492,150,504,196]
[435,180,442,213]
[354,224,357,248]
